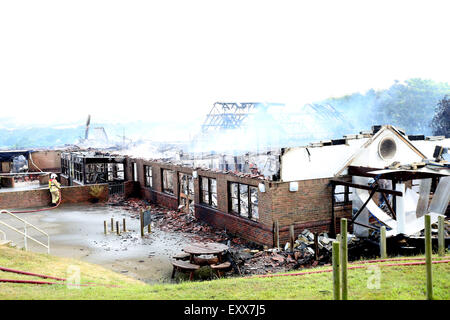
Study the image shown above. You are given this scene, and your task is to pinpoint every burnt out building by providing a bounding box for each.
[60,151,126,186]
[122,125,449,247]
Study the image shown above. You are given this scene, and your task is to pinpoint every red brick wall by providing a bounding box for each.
[195,203,274,246]
[29,150,62,172]
[0,184,108,210]
[126,158,352,246]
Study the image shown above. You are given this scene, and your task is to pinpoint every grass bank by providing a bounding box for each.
[0,246,448,300]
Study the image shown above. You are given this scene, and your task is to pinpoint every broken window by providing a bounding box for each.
[229,182,259,221]
[113,163,125,180]
[144,165,153,188]
[200,177,217,208]
[333,185,353,206]
[85,163,107,183]
[179,173,195,213]
[162,169,174,194]
[61,157,70,176]
[73,162,83,183]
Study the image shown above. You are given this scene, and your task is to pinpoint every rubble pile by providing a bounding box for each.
[106,195,252,246]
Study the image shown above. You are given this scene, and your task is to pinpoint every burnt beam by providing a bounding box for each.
[329,179,402,197]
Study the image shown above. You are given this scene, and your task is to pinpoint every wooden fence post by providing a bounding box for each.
[104,221,107,235]
[340,218,348,300]
[110,218,114,232]
[116,221,120,235]
[438,215,445,257]
[140,209,144,237]
[123,218,126,233]
[380,226,387,259]
[425,214,433,300]
[274,220,279,249]
[332,241,340,300]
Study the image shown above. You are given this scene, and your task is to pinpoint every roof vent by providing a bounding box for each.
[378,137,397,160]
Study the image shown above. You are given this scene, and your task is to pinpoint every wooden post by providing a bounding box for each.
[148,222,151,233]
[380,226,387,259]
[425,214,433,300]
[332,241,340,300]
[123,218,126,232]
[274,220,279,249]
[340,218,348,300]
[116,221,120,235]
[331,184,336,237]
[140,209,144,237]
[438,215,445,257]
[110,218,114,232]
[289,225,295,252]
[104,221,107,235]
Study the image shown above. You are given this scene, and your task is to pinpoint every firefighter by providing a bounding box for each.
[48,173,61,206]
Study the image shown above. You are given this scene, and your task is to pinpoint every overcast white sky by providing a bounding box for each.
[1,0,449,127]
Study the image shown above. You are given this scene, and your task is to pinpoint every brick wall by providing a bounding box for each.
[0,183,108,210]
[125,158,354,246]
[195,203,274,246]
[269,179,354,245]
[127,158,275,244]
[29,150,62,172]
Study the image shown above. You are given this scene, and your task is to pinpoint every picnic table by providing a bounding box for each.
[183,242,229,263]
[171,242,231,280]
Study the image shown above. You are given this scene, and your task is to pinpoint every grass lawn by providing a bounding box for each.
[0,246,448,300]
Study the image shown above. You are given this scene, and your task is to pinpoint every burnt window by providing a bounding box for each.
[144,165,153,188]
[61,158,69,176]
[162,169,174,194]
[200,177,217,208]
[333,185,353,205]
[229,182,258,221]
[73,162,83,182]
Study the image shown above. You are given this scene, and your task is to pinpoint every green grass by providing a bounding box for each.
[0,246,449,300]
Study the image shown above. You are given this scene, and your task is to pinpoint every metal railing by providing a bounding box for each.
[0,228,6,241]
[108,182,124,196]
[0,210,50,254]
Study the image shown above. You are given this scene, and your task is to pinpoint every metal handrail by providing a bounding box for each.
[0,210,50,254]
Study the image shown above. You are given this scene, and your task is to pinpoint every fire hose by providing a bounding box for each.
[0,265,121,288]
[250,258,450,279]
[10,189,62,214]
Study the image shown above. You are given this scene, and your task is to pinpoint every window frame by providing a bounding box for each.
[333,185,353,206]
[162,169,175,194]
[228,182,259,221]
[200,176,217,208]
[144,165,153,188]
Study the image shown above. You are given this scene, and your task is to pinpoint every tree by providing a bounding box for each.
[431,96,450,137]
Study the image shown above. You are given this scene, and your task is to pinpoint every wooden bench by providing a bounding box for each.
[210,261,231,278]
[171,260,201,280]
[172,252,190,261]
